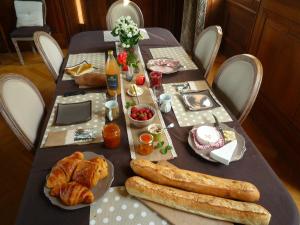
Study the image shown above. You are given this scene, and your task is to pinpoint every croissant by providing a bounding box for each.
[89,157,108,180]
[46,151,84,188]
[59,182,94,205]
[72,160,102,188]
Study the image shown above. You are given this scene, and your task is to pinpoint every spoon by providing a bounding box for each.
[164,123,174,130]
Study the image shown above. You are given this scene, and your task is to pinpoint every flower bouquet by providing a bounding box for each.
[111,16,142,68]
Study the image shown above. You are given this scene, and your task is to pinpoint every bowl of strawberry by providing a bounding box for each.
[128,104,156,127]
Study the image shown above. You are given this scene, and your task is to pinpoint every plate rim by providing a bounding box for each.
[188,123,246,164]
[44,152,114,210]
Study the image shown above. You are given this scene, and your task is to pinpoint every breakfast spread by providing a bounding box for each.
[46,151,108,206]
[126,159,271,225]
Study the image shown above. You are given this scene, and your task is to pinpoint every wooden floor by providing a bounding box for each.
[0,52,299,225]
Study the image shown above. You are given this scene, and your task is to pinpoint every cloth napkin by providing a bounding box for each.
[64,61,93,77]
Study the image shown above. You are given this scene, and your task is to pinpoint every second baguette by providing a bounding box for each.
[130,159,260,202]
[126,176,271,225]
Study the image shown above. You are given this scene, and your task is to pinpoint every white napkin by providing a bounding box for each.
[210,140,237,165]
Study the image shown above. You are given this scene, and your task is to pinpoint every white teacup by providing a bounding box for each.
[159,93,172,113]
[105,100,119,121]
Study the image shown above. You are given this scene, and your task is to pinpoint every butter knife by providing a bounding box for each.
[212,114,224,138]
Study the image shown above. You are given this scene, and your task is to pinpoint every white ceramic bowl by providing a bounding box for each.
[128,104,156,128]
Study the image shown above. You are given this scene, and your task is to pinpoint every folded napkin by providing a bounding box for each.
[64,61,94,77]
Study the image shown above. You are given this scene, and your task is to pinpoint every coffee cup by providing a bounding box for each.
[105,100,119,121]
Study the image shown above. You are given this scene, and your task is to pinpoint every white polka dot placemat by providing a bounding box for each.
[90,186,169,225]
[163,81,233,127]
[40,92,106,148]
[62,53,106,81]
[103,29,150,42]
[150,47,198,71]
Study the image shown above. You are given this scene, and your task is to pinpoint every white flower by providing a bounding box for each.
[127,32,132,38]
[122,43,127,48]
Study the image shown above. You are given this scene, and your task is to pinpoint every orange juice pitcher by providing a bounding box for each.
[106,50,121,96]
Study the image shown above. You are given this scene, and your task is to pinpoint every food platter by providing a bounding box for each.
[188,123,246,163]
[44,152,114,210]
[146,58,183,74]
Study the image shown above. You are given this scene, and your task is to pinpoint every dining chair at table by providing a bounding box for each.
[0,74,45,150]
[10,0,51,65]
[212,54,263,124]
[193,25,223,79]
[106,0,144,30]
[34,31,64,82]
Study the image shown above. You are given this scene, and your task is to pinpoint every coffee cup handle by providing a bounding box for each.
[108,109,113,121]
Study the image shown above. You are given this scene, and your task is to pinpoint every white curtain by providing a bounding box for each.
[180,0,207,54]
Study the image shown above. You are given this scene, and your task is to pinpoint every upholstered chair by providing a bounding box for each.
[0,74,45,150]
[106,0,144,30]
[10,0,51,65]
[212,54,263,124]
[34,31,64,81]
[193,26,223,79]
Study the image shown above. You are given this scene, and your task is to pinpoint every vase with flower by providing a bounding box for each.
[111,16,142,72]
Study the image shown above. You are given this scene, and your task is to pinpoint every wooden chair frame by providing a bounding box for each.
[106,0,144,30]
[193,25,223,79]
[33,31,64,81]
[213,54,263,124]
[0,74,45,150]
[11,0,48,65]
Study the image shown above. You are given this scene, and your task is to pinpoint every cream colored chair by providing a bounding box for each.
[106,0,144,30]
[34,31,64,81]
[193,26,223,79]
[0,74,45,150]
[212,54,263,124]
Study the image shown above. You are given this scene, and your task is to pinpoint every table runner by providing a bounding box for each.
[40,93,106,148]
[117,43,177,161]
[150,46,198,71]
[163,81,233,127]
[90,187,169,225]
[62,53,106,81]
[103,28,150,42]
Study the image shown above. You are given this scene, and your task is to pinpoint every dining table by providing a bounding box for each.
[15,28,299,225]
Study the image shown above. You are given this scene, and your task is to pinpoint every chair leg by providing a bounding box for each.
[12,38,24,65]
[31,42,37,54]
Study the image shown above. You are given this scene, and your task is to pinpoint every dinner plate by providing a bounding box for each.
[180,90,220,111]
[44,152,114,210]
[54,100,92,126]
[146,58,183,74]
[188,123,246,163]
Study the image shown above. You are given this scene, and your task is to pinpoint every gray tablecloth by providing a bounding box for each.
[15,28,299,225]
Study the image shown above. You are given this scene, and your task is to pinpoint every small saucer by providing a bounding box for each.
[127,87,144,97]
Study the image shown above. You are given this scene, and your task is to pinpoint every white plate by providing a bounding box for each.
[44,152,114,210]
[126,87,144,97]
[188,123,246,163]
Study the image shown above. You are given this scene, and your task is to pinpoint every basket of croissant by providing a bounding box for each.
[44,151,114,210]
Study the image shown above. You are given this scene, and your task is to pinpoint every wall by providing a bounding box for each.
[0,0,184,51]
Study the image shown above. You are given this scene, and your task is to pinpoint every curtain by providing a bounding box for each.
[180,0,207,54]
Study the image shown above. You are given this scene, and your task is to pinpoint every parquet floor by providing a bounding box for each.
[0,52,299,225]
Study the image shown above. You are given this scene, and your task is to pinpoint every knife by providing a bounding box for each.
[212,114,224,139]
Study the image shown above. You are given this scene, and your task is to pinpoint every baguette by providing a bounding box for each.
[130,159,260,202]
[126,176,271,225]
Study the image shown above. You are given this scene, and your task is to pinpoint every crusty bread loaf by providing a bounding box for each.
[130,159,260,202]
[126,176,271,225]
[75,73,106,87]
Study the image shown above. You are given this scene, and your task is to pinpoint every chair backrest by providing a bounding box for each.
[193,26,223,78]
[14,0,47,25]
[212,54,263,124]
[106,0,144,30]
[0,74,45,150]
[34,31,64,81]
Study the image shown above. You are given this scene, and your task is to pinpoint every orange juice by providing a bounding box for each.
[106,50,121,96]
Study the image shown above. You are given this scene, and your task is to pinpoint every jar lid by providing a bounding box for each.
[139,133,154,144]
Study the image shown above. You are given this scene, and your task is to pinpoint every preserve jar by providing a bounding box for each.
[102,123,121,149]
[137,133,154,155]
[149,71,162,88]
